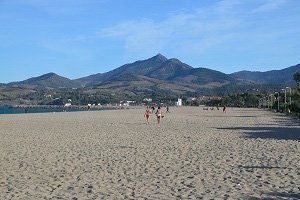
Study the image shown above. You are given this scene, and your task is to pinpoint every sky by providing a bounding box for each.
[0,0,300,83]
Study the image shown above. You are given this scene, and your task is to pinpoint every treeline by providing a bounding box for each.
[290,72,300,113]
[185,93,262,108]
[193,72,300,113]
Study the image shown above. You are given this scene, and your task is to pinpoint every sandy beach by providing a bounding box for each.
[0,107,299,199]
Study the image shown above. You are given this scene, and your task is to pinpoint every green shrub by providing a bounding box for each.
[290,101,300,113]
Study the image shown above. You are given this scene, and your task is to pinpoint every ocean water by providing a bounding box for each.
[0,105,112,115]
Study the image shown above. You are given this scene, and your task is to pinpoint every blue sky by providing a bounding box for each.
[0,0,299,83]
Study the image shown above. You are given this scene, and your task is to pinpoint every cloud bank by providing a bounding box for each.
[99,0,292,57]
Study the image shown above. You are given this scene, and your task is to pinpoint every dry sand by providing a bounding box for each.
[0,107,299,199]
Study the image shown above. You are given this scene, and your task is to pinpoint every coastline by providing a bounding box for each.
[0,104,130,115]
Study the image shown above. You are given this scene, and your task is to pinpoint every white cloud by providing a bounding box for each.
[99,2,241,55]
[98,0,298,60]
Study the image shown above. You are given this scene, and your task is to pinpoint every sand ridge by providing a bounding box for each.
[0,107,299,199]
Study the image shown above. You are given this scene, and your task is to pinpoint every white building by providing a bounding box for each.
[120,100,136,106]
[143,98,152,102]
[64,103,72,107]
[176,98,182,106]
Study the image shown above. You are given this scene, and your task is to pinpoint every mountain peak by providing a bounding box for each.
[150,53,168,62]
[168,58,181,64]
[41,72,59,79]
[45,72,57,76]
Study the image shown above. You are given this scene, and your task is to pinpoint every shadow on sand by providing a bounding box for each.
[203,115,268,118]
[216,126,300,141]
[215,114,300,141]
[237,165,284,170]
[214,114,300,199]
[246,192,300,200]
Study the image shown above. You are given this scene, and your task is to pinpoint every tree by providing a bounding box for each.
[291,72,300,113]
[293,72,300,87]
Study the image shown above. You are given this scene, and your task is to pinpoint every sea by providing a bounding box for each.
[0,105,113,115]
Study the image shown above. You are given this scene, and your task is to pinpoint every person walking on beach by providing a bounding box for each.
[223,105,227,113]
[156,106,164,124]
[166,104,170,113]
[151,106,155,113]
[144,106,152,124]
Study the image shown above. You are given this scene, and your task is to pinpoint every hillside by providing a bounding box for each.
[73,54,242,97]
[231,64,300,85]
[76,54,194,86]
[93,73,197,96]
[172,67,237,87]
[8,73,82,89]
[0,85,36,105]
[76,54,233,87]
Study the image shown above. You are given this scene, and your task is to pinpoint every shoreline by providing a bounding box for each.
[0,104,131,115]
[8,104,129,109]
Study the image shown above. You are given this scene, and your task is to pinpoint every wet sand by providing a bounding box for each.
[0,107,299,199]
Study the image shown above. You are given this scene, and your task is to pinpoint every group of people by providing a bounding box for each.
[144,106,166,125]
[144,104,226,124]
[203,105,227,113]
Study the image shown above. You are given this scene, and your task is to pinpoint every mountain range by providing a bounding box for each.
[2,54,300,96]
